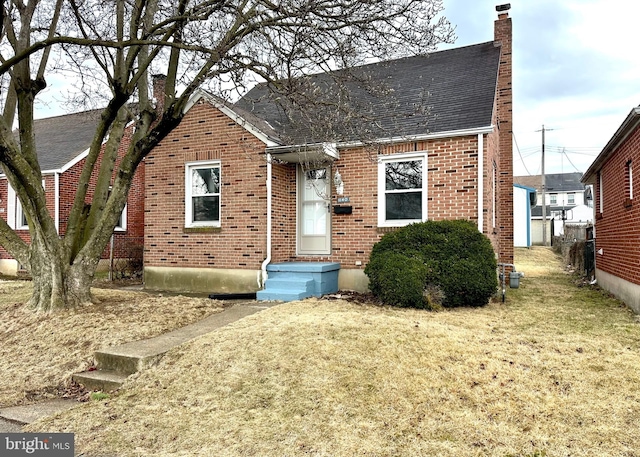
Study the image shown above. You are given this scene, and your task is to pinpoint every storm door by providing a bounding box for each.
[298,166,331,255]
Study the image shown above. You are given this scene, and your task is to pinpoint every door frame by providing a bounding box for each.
[297,164,332,255]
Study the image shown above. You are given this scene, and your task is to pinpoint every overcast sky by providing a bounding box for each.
[35,1,639,177]
[440,0,640,176]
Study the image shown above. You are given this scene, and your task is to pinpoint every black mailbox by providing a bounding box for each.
[333,205,353,215]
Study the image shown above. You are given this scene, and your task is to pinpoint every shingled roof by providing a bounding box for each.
[514,172,585,193]
[234,42,501,145]
[27,109,104,172]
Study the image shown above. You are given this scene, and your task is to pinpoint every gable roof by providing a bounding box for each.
[582,106,640,184]
[234,42,501,145]
[28,109,104,172]
[514,172,585,193]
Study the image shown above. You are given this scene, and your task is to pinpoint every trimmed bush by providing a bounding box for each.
[365,220,498,308]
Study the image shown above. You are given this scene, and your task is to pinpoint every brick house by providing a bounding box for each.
[0,110,144,275]
[582,106,640,312]
[143,6,514,299]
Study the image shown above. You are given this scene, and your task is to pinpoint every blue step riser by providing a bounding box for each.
[258,262,340,302]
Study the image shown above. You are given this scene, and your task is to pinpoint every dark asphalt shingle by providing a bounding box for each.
[234,42,501,145]
[30,109,103,171]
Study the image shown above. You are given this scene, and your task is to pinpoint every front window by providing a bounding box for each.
[378,153,427,226]
[185,161,221,227]
[16,200,28,229]
[567,193,575,205]
[549,194,557,205]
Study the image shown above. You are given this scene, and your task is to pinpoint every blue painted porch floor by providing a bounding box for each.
[257,262,340,302]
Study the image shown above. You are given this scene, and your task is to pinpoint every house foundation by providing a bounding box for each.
[144,266,261,295]
[595,268,640,314]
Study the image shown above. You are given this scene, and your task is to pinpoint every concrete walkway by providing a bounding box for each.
[0,300,278,432]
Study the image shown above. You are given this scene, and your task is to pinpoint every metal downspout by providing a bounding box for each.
[54,172,60,233]
[478,133,484,232]
[260,153,273,288]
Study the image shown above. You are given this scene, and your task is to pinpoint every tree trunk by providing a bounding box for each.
[27,240,97,312]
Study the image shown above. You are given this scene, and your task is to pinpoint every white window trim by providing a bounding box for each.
[598,171,603,213]
[492,162,497,229]
[629,161,633,200]
[108,186,128,232]
[185,160,221,228]
[16,200,28,230]
[567,193,575,204]
[377,152,428,227]
[115,203,127,232]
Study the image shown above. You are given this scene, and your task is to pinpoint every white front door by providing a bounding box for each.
[298,166,331,255]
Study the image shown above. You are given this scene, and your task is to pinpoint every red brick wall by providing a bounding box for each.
[144,101,268,269]
[144,104,492,273]
[494,12,514,265]
[1,124,145,261]
[59,125,145,259]
[0,174,56,260]
[595,125,640,285]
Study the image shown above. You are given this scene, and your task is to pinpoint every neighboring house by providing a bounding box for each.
[514,172,592,243]
[143,6,515,300]
[0,111,144,275]
[582,105,640,313]
[513,184,535,247]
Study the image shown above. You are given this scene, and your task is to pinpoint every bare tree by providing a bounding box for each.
[0,0,453,312]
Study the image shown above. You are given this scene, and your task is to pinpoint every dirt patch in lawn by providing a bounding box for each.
[0,282,223,408]
[30,248,640,456]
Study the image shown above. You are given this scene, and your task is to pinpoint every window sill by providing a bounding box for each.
[624,198,633,209]
[377,226,402,234]
[184,226,222,234]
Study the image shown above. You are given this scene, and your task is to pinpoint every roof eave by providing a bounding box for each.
[186,89,281,148]
[582,106,640,183]
[335,125,495,149]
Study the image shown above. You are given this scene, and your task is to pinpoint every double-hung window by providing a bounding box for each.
[185,161,221,227]
[378,153,427,227]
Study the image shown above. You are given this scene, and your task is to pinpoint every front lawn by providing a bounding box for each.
[24,248,640,456]
[0,283,223,408]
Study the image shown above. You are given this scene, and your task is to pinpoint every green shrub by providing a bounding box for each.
[366,252,430,308]
[365,220,497,308]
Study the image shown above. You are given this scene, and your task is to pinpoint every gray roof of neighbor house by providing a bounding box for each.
[28,109,104,172]
[514,172,585,193]
[234,42,502,145]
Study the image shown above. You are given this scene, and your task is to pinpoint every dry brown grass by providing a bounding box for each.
[26,248,640,456]
[0,282,223,408]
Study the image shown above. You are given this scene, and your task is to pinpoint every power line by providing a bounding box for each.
[562,149,582,173]
[512,132,532,175]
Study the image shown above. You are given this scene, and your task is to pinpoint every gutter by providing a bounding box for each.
[260,153,273,288]
[337,126,494,149]
[262,126,495,156]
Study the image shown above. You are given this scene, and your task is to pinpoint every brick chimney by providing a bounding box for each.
[494,4,514,265]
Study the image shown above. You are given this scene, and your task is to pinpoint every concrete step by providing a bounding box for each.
[94,349,165,376]
[72,370,129,392]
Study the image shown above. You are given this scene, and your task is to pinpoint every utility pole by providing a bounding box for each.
[536,124,554,246]
[541,125,546,246]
